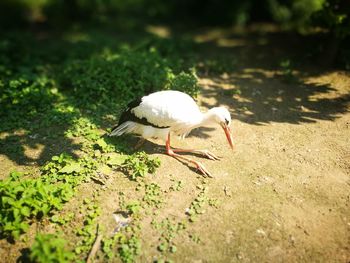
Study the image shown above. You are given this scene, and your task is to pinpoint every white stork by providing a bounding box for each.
[110,90,233,177]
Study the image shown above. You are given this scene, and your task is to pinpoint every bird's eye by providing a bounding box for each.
[225,119,229,125]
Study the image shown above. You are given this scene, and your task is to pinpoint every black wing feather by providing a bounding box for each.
[111,97,170,131]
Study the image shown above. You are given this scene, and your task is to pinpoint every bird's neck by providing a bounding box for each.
[196,110,217,127]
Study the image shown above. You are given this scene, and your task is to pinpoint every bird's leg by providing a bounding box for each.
[134,138,146,150]
[165,134,213,178]
[172,148,220,161]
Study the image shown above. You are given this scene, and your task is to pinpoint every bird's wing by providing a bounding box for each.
[131,90,202,128]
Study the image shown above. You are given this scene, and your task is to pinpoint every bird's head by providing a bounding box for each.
[207,107,234,149]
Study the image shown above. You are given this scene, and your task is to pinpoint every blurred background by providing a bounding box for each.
[0,0,349,67]
[0,0,347,28]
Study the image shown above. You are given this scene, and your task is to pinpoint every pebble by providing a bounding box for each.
[256,229,266,236]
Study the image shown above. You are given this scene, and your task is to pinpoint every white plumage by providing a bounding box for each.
[133,90,202,128]
[111,90,203,139]
[110,90,233,177]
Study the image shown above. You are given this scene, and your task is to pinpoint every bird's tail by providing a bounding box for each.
[109,121,136,136]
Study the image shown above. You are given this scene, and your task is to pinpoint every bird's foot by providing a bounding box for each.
[199,150,220,161]
[166,148,213,178]
[194,161,213,178]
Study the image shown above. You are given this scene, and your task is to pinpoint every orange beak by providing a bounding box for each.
[222,124,234,149]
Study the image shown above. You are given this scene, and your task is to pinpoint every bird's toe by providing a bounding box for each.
[195,162,213,178]
[203,150,220,161]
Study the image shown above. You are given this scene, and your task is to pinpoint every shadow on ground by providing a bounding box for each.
[199,72,350,125]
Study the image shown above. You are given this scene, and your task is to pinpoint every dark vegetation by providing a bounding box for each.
[0,0,349,262]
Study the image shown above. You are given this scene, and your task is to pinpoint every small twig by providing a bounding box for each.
[224,186,232,197]
[91,175,106,185]
[87,224,103,263]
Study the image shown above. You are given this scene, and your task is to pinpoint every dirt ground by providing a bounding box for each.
[135,70,350,262]
[1,27,349,262]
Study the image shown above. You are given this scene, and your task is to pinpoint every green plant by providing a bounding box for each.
[166,70,199,98]
[41,153,92,186]
[102,234,120,260]
[58,47,198,107]
[169,180,183,192]
[268,0,325,30]
[118,235,142,263]
[125,201,142,215]
[29,233,74,263]
[0,171,74,239]
[152,218,186,254]
[143,183,163,208]
[122,152,161,180]
[312,0,349,38]
[50,212,74,225]
[186,184,218,222]
[64,117,98,139]
[312,0,350,67]
[223,88,241,96]
[278,59,298,83]
[74,203,101,257]
[189,234,201,244]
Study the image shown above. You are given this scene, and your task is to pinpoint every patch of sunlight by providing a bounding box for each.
[251,78,263,84]
[243,110,254,116]
[194,28,230,43]
[240,73,255,79]
[199,77,236,90]
[195,24,279,44]
[217,38,246,48]
[12,129,28,136]
[221,83,236,89]
[0,155,41,180]
[101,47,121,61]
[0,132,10,140]
[145,25,171,38]
[249,23,280,33]
[243,68,276,78]
[198,78,217,87]
[236,97,252,103]
[24,143,45,161]
[64,32,91,43]
[305,72,350,98]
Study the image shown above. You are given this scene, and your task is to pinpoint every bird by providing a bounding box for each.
[109,90,233,177]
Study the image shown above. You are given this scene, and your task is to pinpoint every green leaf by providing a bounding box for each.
[59,162,81,174]
[96,138,107,149]
[170,245,177,253]
[51,214,60,223]
[9,171,22,180]
[107,154,126,166]
[98,164,113,176]
[21,206,31,217]
[158,242,168,252]
[19,222,29,232]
